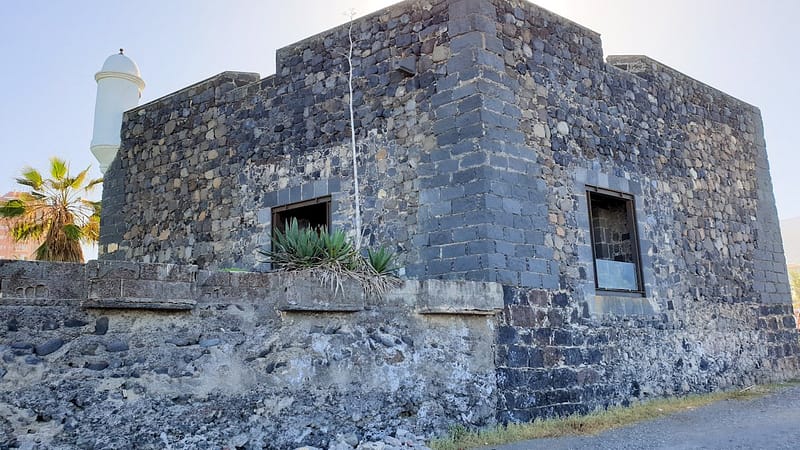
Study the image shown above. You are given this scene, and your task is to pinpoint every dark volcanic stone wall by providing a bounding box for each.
[101,0,453,271]
[99,0,791,297]
[97,0,799,427]
[100,71,261,267]
[489,0,798,420]
[479,0,792,302]
[496,286,798,422]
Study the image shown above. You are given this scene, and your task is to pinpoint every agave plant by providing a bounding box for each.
[260,218,401,295]
[266,218,324,270]
[319,228,358,266]
[366,246,397,276]
[0,158,102,262]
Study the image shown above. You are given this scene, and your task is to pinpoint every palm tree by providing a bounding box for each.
[0,157,102,262]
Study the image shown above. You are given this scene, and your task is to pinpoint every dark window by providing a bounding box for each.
[271,196,331,237]
[587,187,644,293]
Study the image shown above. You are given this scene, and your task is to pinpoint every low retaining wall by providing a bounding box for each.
[0,260,502,449]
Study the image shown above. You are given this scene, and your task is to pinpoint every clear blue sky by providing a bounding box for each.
[1,0,797,222]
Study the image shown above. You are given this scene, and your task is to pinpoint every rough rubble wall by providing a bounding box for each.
[100,71,261,268]
[237,0,451,273]
[100,0,452,271]
[0,260,500,449]
[485,0,787,303]
[98,0,791,298]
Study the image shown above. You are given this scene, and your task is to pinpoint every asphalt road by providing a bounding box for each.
[481,383,800,450]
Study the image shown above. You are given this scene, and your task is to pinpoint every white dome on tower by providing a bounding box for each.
[99,50,142,78]
[94,49,145,94]
[90,49,146,174]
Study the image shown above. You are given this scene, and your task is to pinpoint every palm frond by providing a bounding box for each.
[34,242,50,261]
[16,167,43,189]
[62,223,82,241]
[68,167,91,191]
[35,239,84,263]
[80,215,100,243]
[25,191,46,200]
[37,220,83,262]
[49,157,68,181]
[81,199,102,215]
[85,177,104,191]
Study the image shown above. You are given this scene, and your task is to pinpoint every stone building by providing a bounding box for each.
[96,0,798,423]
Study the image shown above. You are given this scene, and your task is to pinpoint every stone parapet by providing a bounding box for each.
[0,260,85,301]
[411,279,504,314]
[84,260,197,310]
[0,260,504,315]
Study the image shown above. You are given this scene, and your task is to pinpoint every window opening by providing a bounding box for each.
[271,196,331,237]
[587,188,644,293]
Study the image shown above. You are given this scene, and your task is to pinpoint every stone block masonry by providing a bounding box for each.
[99,0,794,310]
[496,286,799,422]
[100,0,452,271]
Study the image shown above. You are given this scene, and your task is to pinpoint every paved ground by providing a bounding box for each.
[481,384,800,450]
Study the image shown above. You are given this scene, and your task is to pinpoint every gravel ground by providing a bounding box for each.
[481,384,800,450]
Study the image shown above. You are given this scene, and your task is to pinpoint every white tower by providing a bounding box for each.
[90,49,145,174]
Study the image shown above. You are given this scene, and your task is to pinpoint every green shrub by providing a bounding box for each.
[260,218,400,295]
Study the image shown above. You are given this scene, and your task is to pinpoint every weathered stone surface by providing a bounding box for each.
[198,338,220,348]
[0,260,85,300]
[84,261,198,309]
[275,272,366,312]
[34,338,64,356]
[98,0,451,274]
[63,318,88,328]
[93,317,109,335]
[84,361,109,371]
[83,296,196,310]
[105,340,129,352]
[0,260,499,449]
[495,286,800,422]
[410,279,504,314]
[2,257,795,446]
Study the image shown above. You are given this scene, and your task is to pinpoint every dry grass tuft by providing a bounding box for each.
[429,382,796,450]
